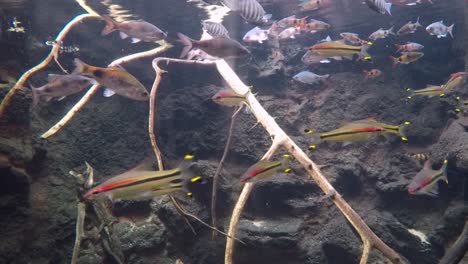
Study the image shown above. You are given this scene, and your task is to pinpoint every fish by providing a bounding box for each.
[309,118,410,144]
[211,88,248,107]
[389,0,432,5]
[308,40,371,61]
[186,48,217,61]
[396,17,421,35]
[240,156,290,182]
[340,32,372,45]
[271,49,285,62]
[365,0,392,15]
[101,16,167,43]
[177,32,250,59]
[363,69,382,80]
[389,52,424,68]
[83,156,203,201]
[395,42,424,52]
[300,19,331,33]
[405,153,430,162]
[426,21,454,38]
[369,26,395,40]
[242,26,269,44]
[293,71,329,85]
[72,58,149,101]
[278,27,301,40]
[276,15,309,29]
[408,159,448,197]
[299,0,332,11]
[407,85,444,98]
[0,66,17,89]
[30,74,96,106]
[442,72,468,93]
[202,21,230,38]
[220,0,272,24]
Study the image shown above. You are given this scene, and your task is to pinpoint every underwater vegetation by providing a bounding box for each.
[0,0,467,263]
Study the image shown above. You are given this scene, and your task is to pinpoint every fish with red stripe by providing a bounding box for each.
[408,159,448,197]
[240,155,291,183]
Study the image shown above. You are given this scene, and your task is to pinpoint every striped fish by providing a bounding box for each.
[309,40,371,61]
[407,85,444,98]
[83,157,202,202]
[406,153,430,162]
[308,118,409,144]
[202,21,230,38]
[221,0,272,24]
[365,0,392,15]
[408,159,448,197]
[211,88,248,107]
[240,156,290,183]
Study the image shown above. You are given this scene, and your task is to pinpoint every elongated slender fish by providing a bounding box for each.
[84,156,202,201]
[293,71,329,85]
[220,0,271,24]
[365,0,392,15]
[369,26,394,40]
[407,85,444,98]
[309,41,371,61]
[101,16,166,43]
[31,74,96,106]
[408,159,448,197]
[307,118,410,144]
[72,58,149,101]
[212,88,248,107]
[177,32,250,59]
[426,21,454,38]
[397,17,421,35]
[390,52,424,68]
[202,21,230,38]
[240,156,290,182]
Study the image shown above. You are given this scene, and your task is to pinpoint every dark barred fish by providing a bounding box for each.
[406,153,430,162]
[365,0,392,15]
[221,0,271,24]
[202,21,230,37]
[177,32,250,59]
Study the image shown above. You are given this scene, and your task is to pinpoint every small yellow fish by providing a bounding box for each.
[72,58,149,101]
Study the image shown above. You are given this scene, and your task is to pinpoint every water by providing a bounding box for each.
[0,0,467,264]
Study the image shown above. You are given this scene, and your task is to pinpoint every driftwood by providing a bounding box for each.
[148,57,405,264]
[71,202,86,264]
[439,219,468,264]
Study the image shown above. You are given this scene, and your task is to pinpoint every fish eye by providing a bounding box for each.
[141,92,148,97]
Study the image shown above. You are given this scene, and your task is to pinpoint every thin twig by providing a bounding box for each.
[211,105,243,240]
[71,202,86,264]
[0,14,100,119]
[169,195,197,235]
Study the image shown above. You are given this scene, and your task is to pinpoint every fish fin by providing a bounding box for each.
[119,31,129,39]
[131,38,141,43]
[72,58,89,75]
[389,56,398,68]
[57,96,66,101]
[47,74,62,82]
[262,14,272,23]
[103,88,116,97]
[101,16,117,36]
[30,84,39,107]
[177,32,194,59]
[423,183,440,197]
[342,142,352,147]
[415,16,421,27]
[388,26,395,35]
[325,35,331,41]
[441,159,449,183]
[448,24,454,39]
[290,35,296,39]
[385,2,392,15]
[395,44,402,53]
[258,40,263,44]
[398,121,411,141]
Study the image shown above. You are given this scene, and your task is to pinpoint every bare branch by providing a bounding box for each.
[71,202,86,264]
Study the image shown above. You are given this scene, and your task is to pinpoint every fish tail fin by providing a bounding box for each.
[395,44,402,53]
[398,121,411,142]
[179,154,205,196]
[385,2,392,15]
[448,24,454,39]
[304,129,322,148]
[262,14,272,23]
[359,44,371,61]
[389,56,398,68]
[441,159,449,184]
[177,32,194,59]
[101,16,117,36]
[388,26,395,35]
[415,16,421,27]
[72,58,90,75]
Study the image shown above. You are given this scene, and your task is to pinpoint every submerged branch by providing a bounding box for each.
[439,219,468,264]
[71,202,86,264]
[211,106,243,240]
[0,14,100,119]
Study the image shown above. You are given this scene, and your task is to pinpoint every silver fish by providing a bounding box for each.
[369,26,394,40]
[221,0,272,24]
[293,71,329,85]
[397,17,421,35]
[278,27,301,40]
[242,26,269,43]
[101,16,167,43]
[31,74,96,106]
[202,21,230,38]
[426,20,454,38]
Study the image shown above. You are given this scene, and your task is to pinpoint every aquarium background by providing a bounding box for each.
[0,0,467,263]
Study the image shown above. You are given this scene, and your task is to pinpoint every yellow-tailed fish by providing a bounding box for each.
[308,40,371,61]
[309,118,409,144]
[83,156,202,202]
[408,85,445,98]
[72,58,149,101]
[389,52,424,68]
[212,88,249,107]
[240,155,290,183]
[408,159,448,197]
[442,72,468,93]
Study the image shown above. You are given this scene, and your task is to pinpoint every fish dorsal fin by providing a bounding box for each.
[130,157,156,171]
[47,74,62,82]
[423,160,431,170]
[439,20,444,24]
[103,88,116,97]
